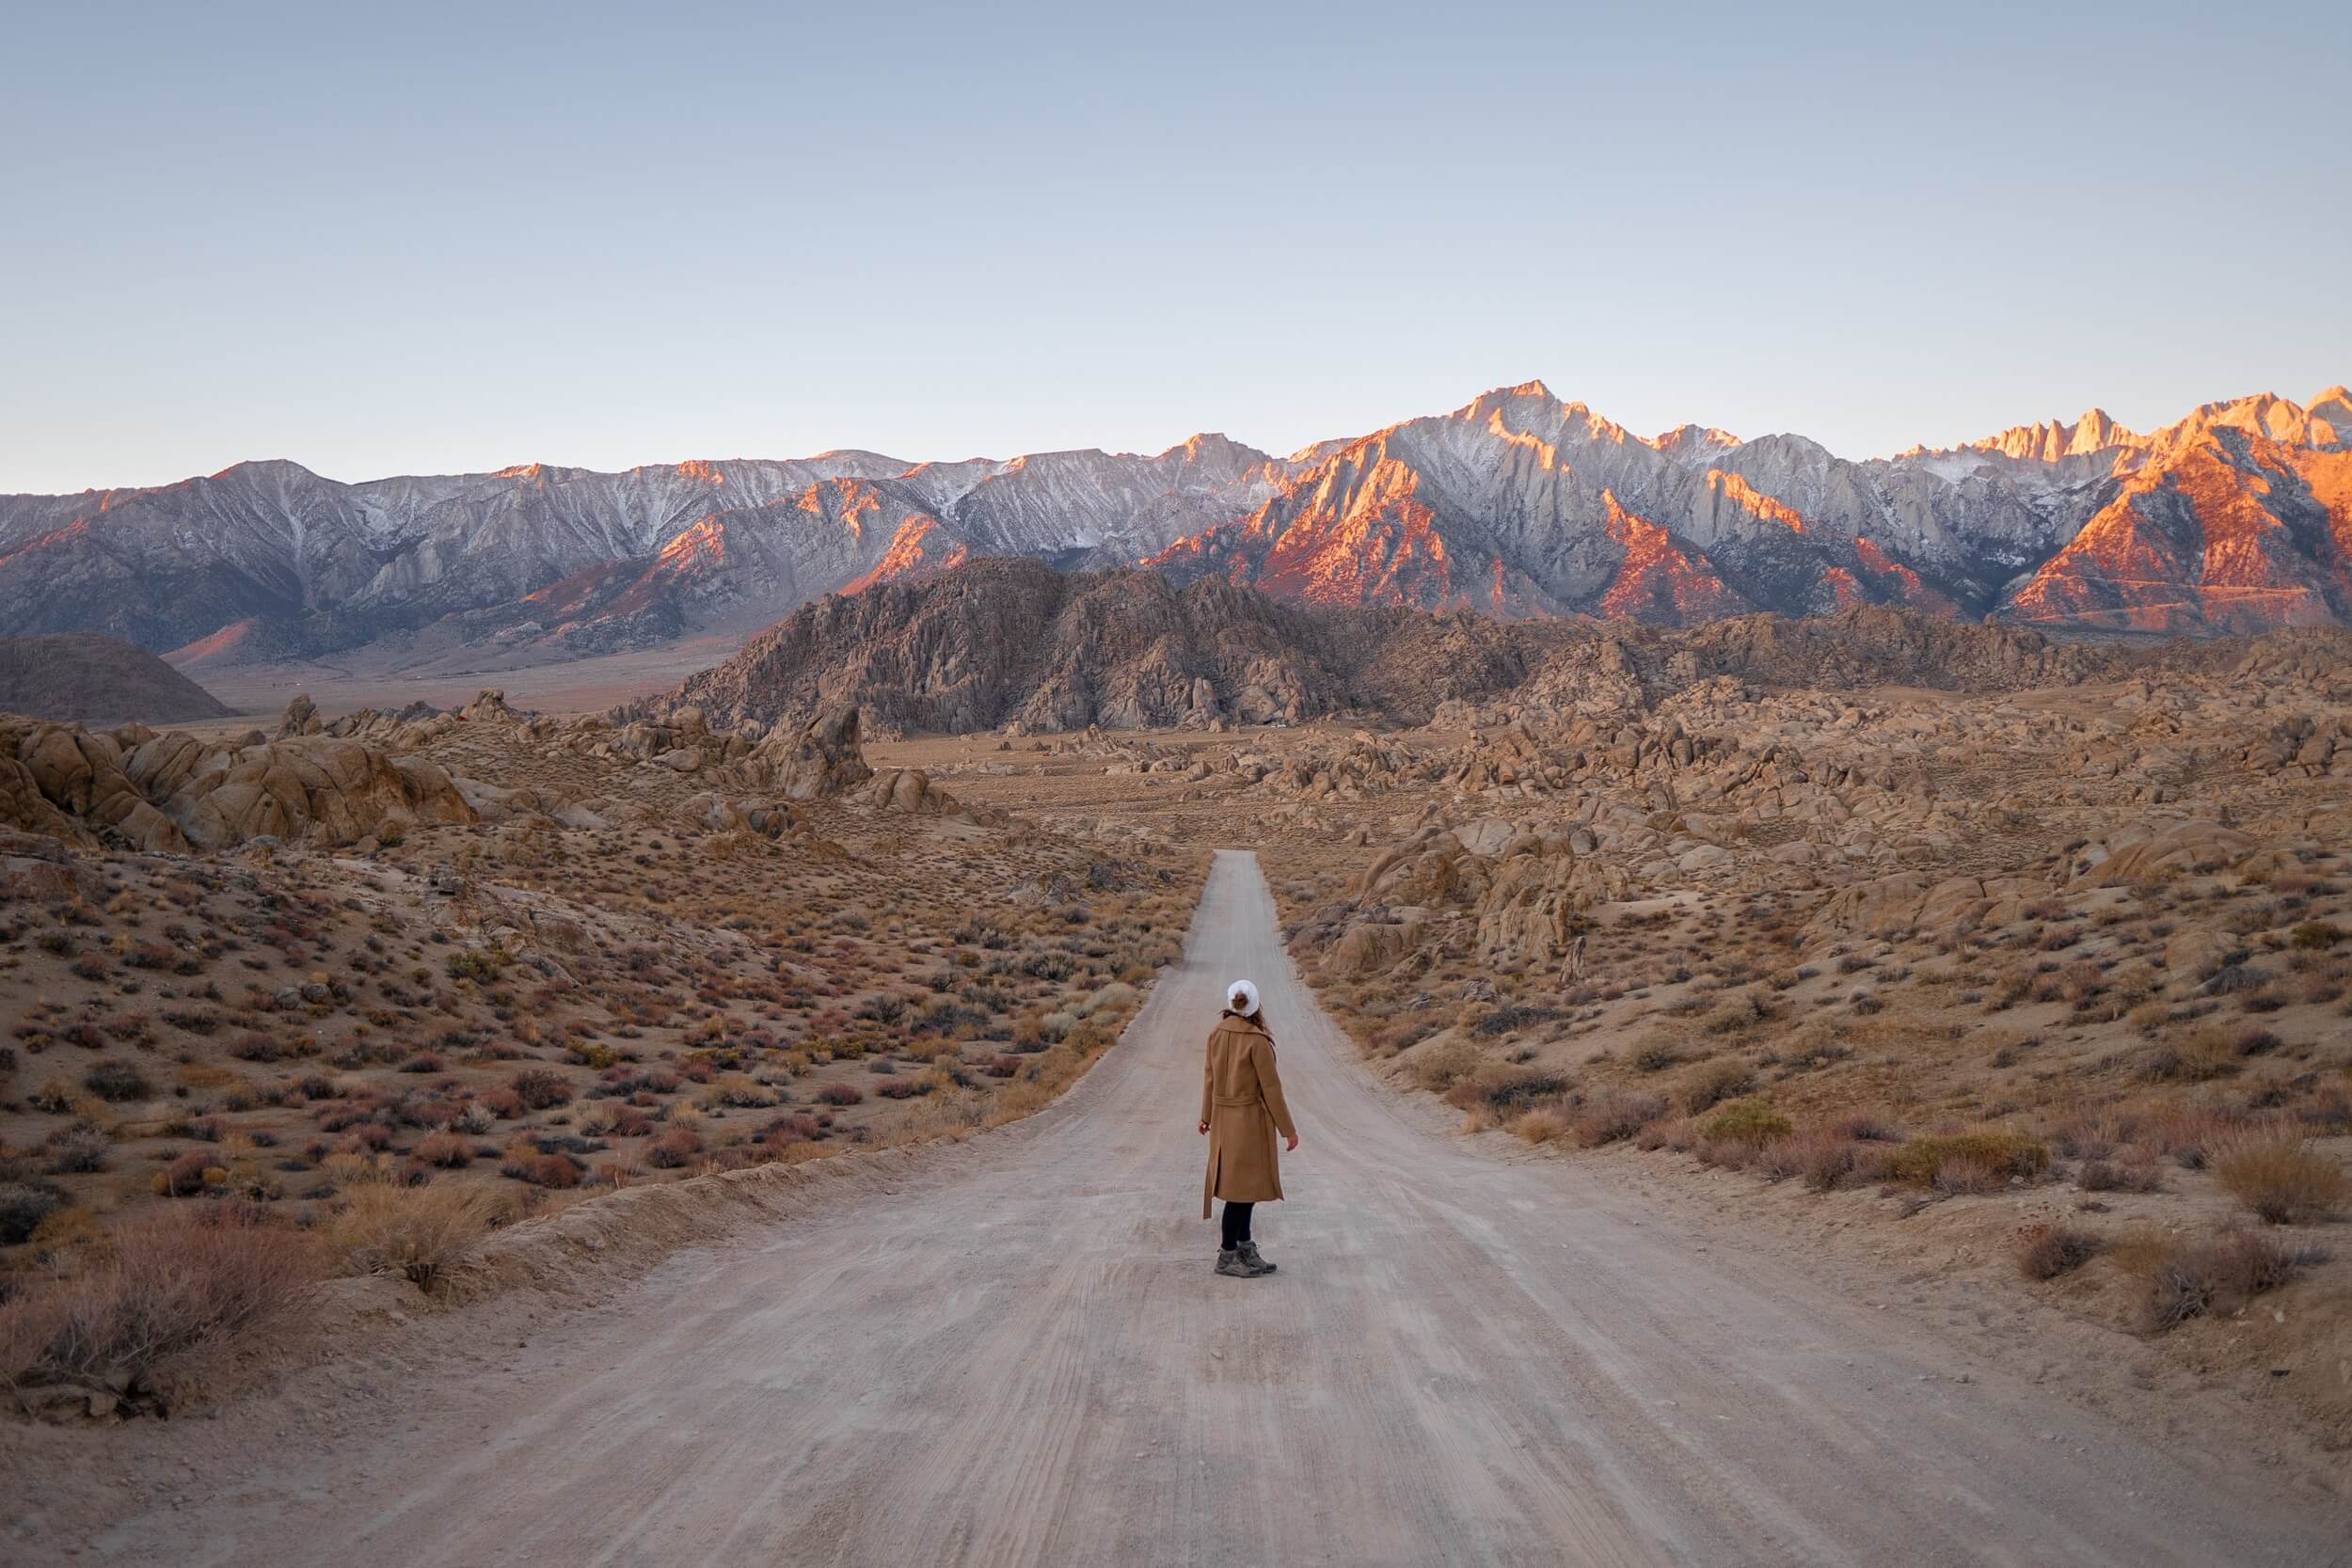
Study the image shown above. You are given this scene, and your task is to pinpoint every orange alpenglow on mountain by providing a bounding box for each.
[1,384,2346,665]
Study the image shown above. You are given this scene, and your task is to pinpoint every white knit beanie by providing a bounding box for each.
[1226,978,1260,1016]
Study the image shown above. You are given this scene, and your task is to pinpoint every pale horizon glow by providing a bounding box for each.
[5,0,2347,496]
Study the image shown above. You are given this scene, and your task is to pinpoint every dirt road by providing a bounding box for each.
[115,851,2342,1565]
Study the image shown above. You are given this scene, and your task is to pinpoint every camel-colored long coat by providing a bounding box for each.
[1200,1012,1295,1217]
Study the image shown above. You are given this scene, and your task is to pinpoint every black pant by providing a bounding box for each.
[1219,1200,1255,1249]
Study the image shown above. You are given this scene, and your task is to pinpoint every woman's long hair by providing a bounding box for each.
[1220,1005,1273,1037]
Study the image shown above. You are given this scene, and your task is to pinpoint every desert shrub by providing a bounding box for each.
[1933,1152,2010,1196]
[325,1185,500,1291]
[154,1150,225,1197]
[2116,1227,2327,1331]
[509,1069,572,1110]
[0,1208,324,1397]
[1508,1108,1568,1144]
[444,946,510,983]
[2078,1159,2163,1194]
[1629,1036,1681,1073]
[1676,1058,1756,1116]
[1569,1090,1665,1148]
[1791,1132,1859,1192]
[1410,1037,1483,1092]
[2290,920,2345,950]
[81,1059,153,1102]
[43,1124,112,1175]
[231,1031,287,1063]
[814,1083,865,1107]
[2016,1224,2100,1280]
[706,1073,779,1109]
[1478,1069,1569,1113]
[645,1127,705,1168]
[413,1130,472,1168]
[0,1182,65,1245]
[503,1148,583,1189]
[1885,1131,2048,1188]
[2137,1027,2240,1084]
[2211,1135,2348,1225]
[1702,1099,1792,1147]
[875,1077,930,1100]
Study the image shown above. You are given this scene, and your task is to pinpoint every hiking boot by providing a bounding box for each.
[1215,1248,1261,1278]
[1237,1243,1276,1275]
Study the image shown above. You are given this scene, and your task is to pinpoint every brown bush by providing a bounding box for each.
[645,1127,705,1168]
[1676,1058,1756,1116]
[1933,1151,2010,1196]
[1507,1108,1567,1144]
[154,1150,223,1197]
[1790,1131,1860,1192]
[325,1185,501,1291]
[2016,1224,2099,1280]
[1569,1090,1665,1148]
[413,1131,473,1169]
[2115,1227,2328,1331]
[1702,1098,1793,1147]
[2211,1135,2348,1225]
[509,1069,572,1111]
[0,1209,324,1399]
[2078,1159,2162,1194]
[1884,1131,2047,1188]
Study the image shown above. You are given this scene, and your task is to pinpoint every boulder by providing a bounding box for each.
[752,706,874,800]
[277,694,323,737]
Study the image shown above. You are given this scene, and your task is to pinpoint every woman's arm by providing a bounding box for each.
[1200,1037,1213,1134]
[1250,1035,1298,1148]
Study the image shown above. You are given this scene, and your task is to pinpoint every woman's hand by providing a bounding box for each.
[1199,1120,1211,1135]
[1285,1133,1300,1152]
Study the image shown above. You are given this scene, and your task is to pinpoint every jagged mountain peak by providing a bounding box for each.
[5,378,2349,666]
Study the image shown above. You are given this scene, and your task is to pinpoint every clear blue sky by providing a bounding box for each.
[6,0,2346,493]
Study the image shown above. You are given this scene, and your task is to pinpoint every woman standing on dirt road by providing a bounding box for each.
[1200,978,1298,1278]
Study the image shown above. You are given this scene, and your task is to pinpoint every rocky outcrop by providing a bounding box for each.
[669,562,1369,736]
[668,559,2352,738]
[0,715,479,853]
[748,707,874,800]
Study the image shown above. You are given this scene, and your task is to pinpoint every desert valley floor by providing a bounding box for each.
[3,618,2349,1563]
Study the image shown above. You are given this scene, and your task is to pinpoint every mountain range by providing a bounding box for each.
[3,383,2344,670]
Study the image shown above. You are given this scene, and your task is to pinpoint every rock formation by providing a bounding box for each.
[0,715,479,853]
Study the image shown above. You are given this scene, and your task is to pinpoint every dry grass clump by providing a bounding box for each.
[1410,1036,1483,1092]
[1700,1098,1791,1147]
[2112,1226,2328,1331]
[0,1207,324,1402]
[2015,1223,2100,1280]
[1883,1130,2048,1189]
[2078,1158,2163,1194]
[1507,1108,1568,1144]
[1569,1090,1665,1148]
[1675,1057,1756,1116]
[323,1184,505,1291]
[2210,1135,2347,1224]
